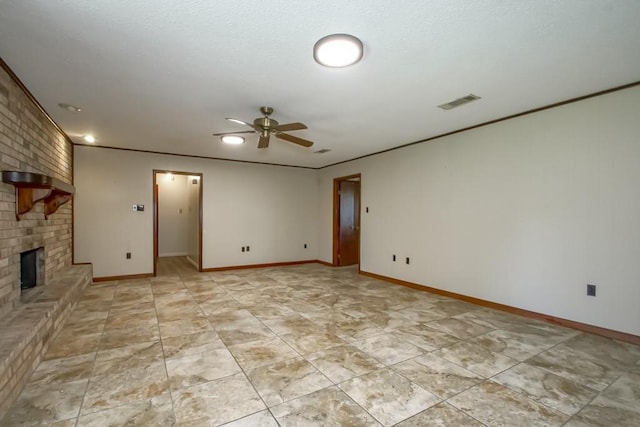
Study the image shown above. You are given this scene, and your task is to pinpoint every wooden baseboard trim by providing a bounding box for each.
[93,273,154,282]
[315,260,334,267]
[360,270,640,346]
[202,260,320,272]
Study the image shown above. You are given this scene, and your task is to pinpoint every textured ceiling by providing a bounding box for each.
[1,0,639,168]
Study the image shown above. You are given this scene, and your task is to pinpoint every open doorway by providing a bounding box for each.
[153,170,203,276]
[333,174,361,267]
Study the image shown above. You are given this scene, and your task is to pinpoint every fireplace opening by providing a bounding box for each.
[20,247,44,291]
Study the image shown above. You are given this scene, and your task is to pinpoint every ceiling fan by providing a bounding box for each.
[213,106,313,149]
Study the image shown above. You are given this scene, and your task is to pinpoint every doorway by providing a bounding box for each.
[153,170,203,276]
[333,174,361,267]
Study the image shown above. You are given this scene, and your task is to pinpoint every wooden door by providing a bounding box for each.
[338,180,360,266]
[153,183,159,276]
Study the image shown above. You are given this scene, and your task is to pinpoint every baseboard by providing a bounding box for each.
[93,273,154,282]
[202,260,320,272]
[360,270,640,346]
[158,252,188,257]
[316,260,334,267]
[186,256,199,269]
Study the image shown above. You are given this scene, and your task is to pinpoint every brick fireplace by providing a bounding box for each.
[0,61,73,318]
[0,60,78,418]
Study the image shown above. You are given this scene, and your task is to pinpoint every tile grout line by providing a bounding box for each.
[73,281,119,425]
[192,271,284,425]
[151,274,181,426]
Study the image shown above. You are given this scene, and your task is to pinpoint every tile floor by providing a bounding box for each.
[3,257,640,426]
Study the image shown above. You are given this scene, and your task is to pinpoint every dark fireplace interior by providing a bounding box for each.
[21,247,44,291]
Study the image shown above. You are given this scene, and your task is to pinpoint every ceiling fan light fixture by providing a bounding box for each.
[220,135,245,145]
[314,34,363,68]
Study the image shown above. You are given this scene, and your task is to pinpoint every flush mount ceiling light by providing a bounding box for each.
[58,102,81,113]
[313,34,363,67]
[83,135,95,143]
[220,135,245,145]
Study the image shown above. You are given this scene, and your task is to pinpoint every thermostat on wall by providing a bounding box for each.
[132,204,144,211]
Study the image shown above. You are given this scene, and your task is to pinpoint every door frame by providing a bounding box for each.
[153,170,203,275]
[332,173,361,267]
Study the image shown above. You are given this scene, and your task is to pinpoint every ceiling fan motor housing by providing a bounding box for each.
[254,117,278,131]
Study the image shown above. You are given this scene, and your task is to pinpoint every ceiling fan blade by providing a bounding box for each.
[274,122,307,132]
[258,134,270,149]
[226,118,255,128]
[276,132,314,148]
[212,130,256,136]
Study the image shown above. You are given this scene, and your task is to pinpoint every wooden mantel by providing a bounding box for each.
[1,171,75,220]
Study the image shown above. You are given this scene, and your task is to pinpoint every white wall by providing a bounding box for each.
[74,147,318,277]
[157,173,190,257]
[318,86,640,336]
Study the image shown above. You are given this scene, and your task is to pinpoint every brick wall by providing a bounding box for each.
[0,63,73,318]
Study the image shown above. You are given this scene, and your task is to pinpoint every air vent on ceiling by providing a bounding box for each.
[437,94,481,110]
[314,148,331,154]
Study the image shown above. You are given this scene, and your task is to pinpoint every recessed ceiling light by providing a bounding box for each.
[220,135,245,145]
[58,103,81,113]
[83,135,95,143]
[314,34,363,68]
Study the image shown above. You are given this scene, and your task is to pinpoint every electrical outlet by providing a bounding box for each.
[406,257,410,265]
[246,246,250,252]
[366,207,369,213]
[587,284,596,296]
[241,247,245,252]
[304,244,307,249]
[392,254,396,261]
[126,252,131,259]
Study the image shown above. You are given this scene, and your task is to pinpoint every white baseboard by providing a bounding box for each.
[186,255,199,269]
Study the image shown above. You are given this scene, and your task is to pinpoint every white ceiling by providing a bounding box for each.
[1,0,639,168]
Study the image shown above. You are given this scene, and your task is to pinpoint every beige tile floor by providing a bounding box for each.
[3,257,640,426]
